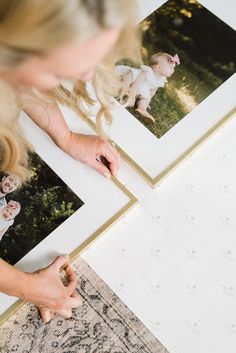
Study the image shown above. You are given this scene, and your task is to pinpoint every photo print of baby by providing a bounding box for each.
[116,0,235,138]
[0,152,84,265]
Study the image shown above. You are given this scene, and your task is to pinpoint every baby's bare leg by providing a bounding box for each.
[136,98,155,123]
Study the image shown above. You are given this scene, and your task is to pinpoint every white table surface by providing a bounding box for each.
[82,2,236,352]
[82,113,236,353]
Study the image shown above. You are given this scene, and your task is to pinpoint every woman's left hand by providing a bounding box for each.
[63,133,120,178]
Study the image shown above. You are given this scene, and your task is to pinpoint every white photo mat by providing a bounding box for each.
[0,105,137,322]
[84,0,236,187]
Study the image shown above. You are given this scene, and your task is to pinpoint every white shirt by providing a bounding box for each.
[0,214,13,232]
[116,64,167,100]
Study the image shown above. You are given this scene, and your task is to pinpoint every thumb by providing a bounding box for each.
[49,255,70,273]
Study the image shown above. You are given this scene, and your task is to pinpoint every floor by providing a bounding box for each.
[82,115,236,353]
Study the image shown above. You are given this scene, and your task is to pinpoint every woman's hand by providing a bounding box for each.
[63,133,120,178]
[23,100,120,177]
[39,290,80,323]
[22,256,82,322]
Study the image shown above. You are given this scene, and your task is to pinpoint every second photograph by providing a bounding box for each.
[117,0,235,138]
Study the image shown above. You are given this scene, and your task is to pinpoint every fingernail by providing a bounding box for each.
[61,254,70,258]
[104,172,111,178]
[78,298,83,307]
[44,312,51,323]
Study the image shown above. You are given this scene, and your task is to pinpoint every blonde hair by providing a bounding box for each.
[150,52,171,66]
[0,0,142,182]
[2,173,22,187]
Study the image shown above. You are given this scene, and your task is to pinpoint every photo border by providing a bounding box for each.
[76,0,236,188]
[0,176,137,325]
[72,107,236,187]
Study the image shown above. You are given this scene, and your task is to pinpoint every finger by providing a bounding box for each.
[60,291,83,310]
[49,255,70,273]
[39,305,71,320]
[93,160,111,178]
[93,139,119,177]
[99,148,119,176]
[48,291,82,317]
[71,289,83,306]
[55,308,72,319]
[56,290,82,317]
[64,266,78,295]
[42,308,71,319]
[102,151,118,176]
[56,296,82,310]
[39,308,53,323]
[97,151,120,177]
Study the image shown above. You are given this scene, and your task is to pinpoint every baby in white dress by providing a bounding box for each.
[116,52,180,123]
[0,200,21,241]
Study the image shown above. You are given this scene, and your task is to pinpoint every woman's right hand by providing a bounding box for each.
[22,255,82,322]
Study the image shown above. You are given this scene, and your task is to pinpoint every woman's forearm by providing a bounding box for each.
[21,92,120,177]
[0,258,29,299]
[23,99,72,151]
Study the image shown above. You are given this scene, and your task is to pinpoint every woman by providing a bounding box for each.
[0,0,141,322]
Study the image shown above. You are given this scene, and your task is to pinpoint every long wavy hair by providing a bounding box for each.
[0,0,142,182]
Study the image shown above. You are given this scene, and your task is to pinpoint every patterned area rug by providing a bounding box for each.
[0,257,168,353]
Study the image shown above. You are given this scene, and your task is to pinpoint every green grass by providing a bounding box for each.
[127,65,223,138]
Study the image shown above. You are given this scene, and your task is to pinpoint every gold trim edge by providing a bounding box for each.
[0,177,137,325]
[81,107,236,188]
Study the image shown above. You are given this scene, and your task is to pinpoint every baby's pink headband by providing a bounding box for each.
[169,54,180,65]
